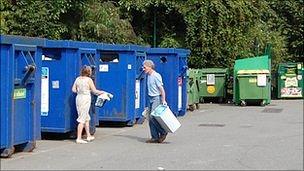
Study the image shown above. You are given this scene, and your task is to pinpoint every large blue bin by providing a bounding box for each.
[41,40,98,135]
[0,35,43,157]
[40,40,78,134]
[146,48,190,116]
[95,43,146,126]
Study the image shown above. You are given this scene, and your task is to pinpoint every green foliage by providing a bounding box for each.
[79,1,142,44]
[1,0,70,39]
[119,2,186,47]
[119,0,178,12]
[119,0,302,70]
[181,0,287,69]
[159,35,181,48]
[269,0,304,61]
[0,0,10,34]
[0,0,143,44]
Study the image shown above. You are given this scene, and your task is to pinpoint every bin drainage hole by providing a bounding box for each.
[261,108,283,113]
[198,123,225,127]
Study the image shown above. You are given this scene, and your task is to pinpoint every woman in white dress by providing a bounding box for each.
[72,65,104,144]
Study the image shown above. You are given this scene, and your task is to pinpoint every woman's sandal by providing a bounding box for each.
[76,139,88,144]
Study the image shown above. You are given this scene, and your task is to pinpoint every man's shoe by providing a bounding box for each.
[145,139,159,143]
[158,133,168,143]
[86,136,95,142]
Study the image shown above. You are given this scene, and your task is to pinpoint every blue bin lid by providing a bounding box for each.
[99,43,132,51]
[45,39,70,48]
[129,44,148,52]
[68,40,97,49]
[98,43,147,52]
[147,48,176,54]
[0,34,45,46]
[174,48,191,55]
[147,48,190,57]
[45,39,97,50]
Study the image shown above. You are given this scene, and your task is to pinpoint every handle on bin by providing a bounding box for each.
[83,53,97,69]
[136,68,145,80]
[179,65,188,77]
[18,50,37,86]
[90,65,96,81]
[21,65,36,85]
[82,53,97,80]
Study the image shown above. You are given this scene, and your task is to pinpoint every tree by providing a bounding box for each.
[269,0,304,61]
[1,0,70,39]
[119,0,292,69]
[78,1,142,44]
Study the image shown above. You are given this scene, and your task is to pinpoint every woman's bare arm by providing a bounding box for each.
[88,78,104,95]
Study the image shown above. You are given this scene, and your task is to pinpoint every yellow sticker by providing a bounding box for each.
[14,88,26,99]
[207,86,216,94]
[249,78,257,83]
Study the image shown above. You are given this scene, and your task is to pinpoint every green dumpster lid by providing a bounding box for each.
[200,68,228,74]
[237,69,270,74]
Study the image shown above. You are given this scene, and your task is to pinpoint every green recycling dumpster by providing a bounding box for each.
[233,54,271,106]
[236,69,271,106]
[187,69,200,111]
[198,68,228,103]
[277,62,303,99]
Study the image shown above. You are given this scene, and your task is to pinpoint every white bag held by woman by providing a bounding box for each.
[95,92,113,107]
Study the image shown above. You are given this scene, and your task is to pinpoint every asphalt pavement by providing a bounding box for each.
[1,100,303,170]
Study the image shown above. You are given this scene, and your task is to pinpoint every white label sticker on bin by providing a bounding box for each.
[52,80,60,89]
[135,80,140,109]
[128,64,132,70]
[285,77,298,87]
[178,85,182,110]
[257,74,267,86]
[207,74,215,85]
[99,64,109,72]
[297,63,302,69]
[41,67,49,116]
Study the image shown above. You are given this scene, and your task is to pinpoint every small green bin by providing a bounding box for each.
[187,69,200,111]
[198,68,228,103]
[277,62,303,99]
[237,69,271,106]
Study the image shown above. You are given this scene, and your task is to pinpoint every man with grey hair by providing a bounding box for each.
[143,60,168,143]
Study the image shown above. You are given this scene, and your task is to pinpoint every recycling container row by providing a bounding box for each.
[0,35,43,157]
[1,34,191,157]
